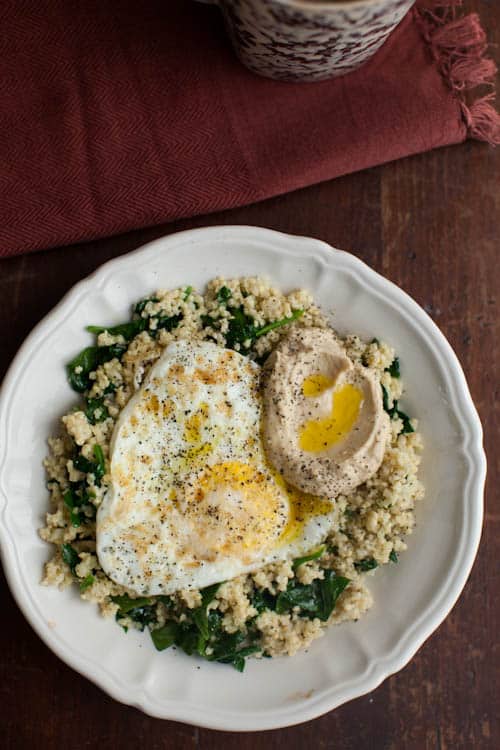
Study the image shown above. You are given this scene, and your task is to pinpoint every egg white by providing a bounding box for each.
[96,340,340,595]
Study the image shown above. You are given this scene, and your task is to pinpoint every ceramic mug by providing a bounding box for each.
[196,0,416,81]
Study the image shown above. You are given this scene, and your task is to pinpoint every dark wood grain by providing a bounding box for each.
[1,4,499,749]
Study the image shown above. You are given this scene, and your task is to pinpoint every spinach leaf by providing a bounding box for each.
[276,570,349,622]
[192,608,210,643]
[254,309,304,338]
[224,306,304,352]
[73,444,105,486]
[93,444,105,484]
[67,481,95,505]
[125,584,219,645]
[86,318,147,341]
[67,344,127,393]
[134,296,159,315]
[251,588,277,615]
[214,630,259,669]
[200,582,222,607]
[150,583,260,671]
[67,348,100,394]
[190,582,222,648]
[169,621,202,656]
[84,397,109,424]
[386,357,401,378]
[206,609,223,635]
[133,298,183,335]
[62,543,95,589]
[111,594,157,631]
[208,629,244,660]
[151,621,180,651]
[127,605,157,630]
[276,584,318,615]
[72,454,94,474]
[63,487,81,508]
[191,608,209,643]
[201,314,215,329]
[292,545,325,570]
[234,647,262,672]
[225,306,257,351]
[63,488,86,527]
[382,384,391,413]
[315,571,350,622]
[106,343,129,359]
[111,594,152,613]
[389,550,398,563]
[61,544,79,575]
[151,589,220,654]
[79,574,94,592]
[396,409,414,434]
[183,286,193,301]
[354,557,378,572]
[381,385,414,435]
[216,286,232,304]
[156,312,183,333]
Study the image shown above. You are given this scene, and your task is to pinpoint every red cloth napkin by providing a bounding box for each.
[1,0,498,258]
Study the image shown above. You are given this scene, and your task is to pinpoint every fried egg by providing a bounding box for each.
[96,341,339,595]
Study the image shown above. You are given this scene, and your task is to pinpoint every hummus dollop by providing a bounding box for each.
[262,327,390,497]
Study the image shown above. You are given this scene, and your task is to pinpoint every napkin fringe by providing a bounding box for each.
[417,0,500,145]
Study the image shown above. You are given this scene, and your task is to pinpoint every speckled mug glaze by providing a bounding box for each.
[196,0,416,81]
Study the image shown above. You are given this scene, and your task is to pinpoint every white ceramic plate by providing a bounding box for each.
[0,226,485,731]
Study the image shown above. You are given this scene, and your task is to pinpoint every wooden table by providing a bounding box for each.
[1,12,498,750]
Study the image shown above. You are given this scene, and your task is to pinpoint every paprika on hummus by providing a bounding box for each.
[262,327,390,497]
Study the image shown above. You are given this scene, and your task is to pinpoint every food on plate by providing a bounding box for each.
[98,340,340,595]
[40,277,423,671]
[262,327,390,497]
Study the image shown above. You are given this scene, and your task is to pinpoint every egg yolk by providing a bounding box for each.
[185,461,288,560]
[277,483,333,544]
[299,381,363,453]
